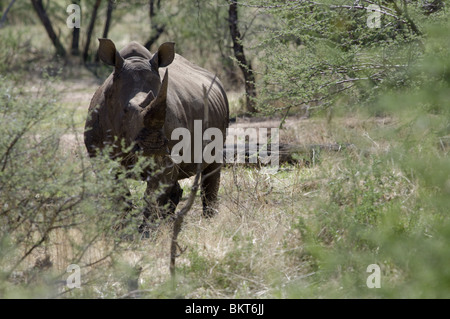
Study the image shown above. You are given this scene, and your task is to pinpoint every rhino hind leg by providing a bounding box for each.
[201,164,222,218]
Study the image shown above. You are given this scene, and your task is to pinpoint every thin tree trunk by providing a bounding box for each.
[144,0,165,50]
[95,0,114,62]
[71,0,81,56]
[228,0,257,113]
[30,0,66,57]
[83,0,102,63]
[71,28,80,56]
[102,0,114,38]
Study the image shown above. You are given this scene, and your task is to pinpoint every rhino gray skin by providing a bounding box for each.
[84,39,229,233]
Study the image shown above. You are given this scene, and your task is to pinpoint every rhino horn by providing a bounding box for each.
[143,69,169,129]
[139,91,155,108]
[98,38,124,70]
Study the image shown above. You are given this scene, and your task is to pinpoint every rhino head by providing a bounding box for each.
[97,38,175,157]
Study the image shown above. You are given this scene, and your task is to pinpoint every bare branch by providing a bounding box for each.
[30,0,66,57]
[0,0,16,28]
[169,76,218,279]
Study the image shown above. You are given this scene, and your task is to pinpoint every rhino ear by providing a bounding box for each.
[143,69,169,128]
[98,38,124,70]
[150,42,175,69]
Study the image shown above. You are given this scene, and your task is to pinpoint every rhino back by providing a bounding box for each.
[162,54,229,137]
[120,41,152,59]
[159,54,229,176]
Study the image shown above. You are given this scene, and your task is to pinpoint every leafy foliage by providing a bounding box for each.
[0,71,159,298]
[248,0,429,115]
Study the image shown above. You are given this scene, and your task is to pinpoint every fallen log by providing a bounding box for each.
[223,142,354,166]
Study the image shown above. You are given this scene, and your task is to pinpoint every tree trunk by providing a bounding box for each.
[102,0,114,39]
[71,27,80,56]
[144,0,165,51]
[225,143,353,166]
[70,0,81,56]
[30,0,66,57]
[95,0,114,62]
[83,0,102,63]
[228,0,257,113]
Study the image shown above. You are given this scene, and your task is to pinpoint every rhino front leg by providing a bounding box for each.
[165,181,183,214]
[113,188,133,230]
[201,163,222,218]
[138,181,183,234]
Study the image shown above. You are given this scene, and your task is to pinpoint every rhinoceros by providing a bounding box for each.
[84,39,229,233]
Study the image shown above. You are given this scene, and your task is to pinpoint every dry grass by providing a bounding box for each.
[13,83,404,298]
[2,54,419,298]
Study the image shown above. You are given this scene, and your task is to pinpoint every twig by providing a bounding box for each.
[169,163,201,279]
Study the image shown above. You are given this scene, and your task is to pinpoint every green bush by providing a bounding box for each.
[0,72,160,298]
[251,0,428,115]
[285,17,450,298]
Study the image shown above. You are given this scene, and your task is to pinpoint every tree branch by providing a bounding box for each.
[0,0,16,28]
[30,0,66,57]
